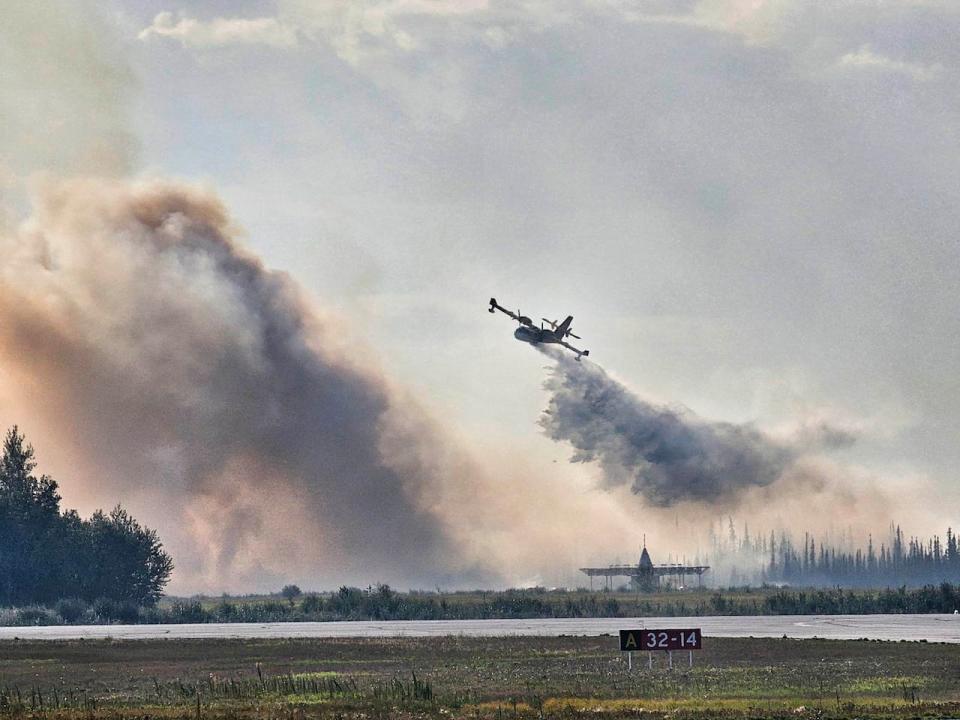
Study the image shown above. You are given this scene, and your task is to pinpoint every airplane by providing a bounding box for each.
[488,297,590,360]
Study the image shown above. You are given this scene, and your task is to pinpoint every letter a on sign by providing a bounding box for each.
[623,631,637,649]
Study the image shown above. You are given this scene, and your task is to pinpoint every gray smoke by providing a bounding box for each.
[0,178,493,590]
[539,349,817,507]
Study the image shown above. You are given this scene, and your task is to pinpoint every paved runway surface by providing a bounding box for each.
[2,614,960,642]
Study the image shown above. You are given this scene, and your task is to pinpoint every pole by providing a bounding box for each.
[628,651,632,670]
[688,650,692,668]
[668,651,673,670]
[648,652,652,669]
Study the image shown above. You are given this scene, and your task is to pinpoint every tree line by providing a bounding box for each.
[0,426,173,607]
[10,582,960,625]
[765,525,960,587]
[705,518,960,588]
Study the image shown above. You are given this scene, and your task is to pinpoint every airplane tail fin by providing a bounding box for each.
[556,315,573,338]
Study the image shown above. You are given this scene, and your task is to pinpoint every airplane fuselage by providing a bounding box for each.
[514,326,558,344]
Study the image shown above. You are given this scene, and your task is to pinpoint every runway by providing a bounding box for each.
[2,614,959,642]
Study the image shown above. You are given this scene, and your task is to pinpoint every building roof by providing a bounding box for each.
[639,546,653,570]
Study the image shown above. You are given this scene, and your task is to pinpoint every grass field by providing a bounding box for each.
[1,635,959,719]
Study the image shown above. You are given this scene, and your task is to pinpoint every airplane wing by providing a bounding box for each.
[489,298,533,326]
[559,339,590,360]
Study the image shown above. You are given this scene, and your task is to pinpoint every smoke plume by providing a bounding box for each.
[0,0,942,595]
[0,177,495,590]
[0,179,929,591]
[539,349,854,507]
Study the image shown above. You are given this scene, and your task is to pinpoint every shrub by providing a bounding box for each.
[214,601,236,620]
[138,605,163,623]
[168,601,207,623]
[16,606,61,625]
[114,601,140,623]
[92,597,117,622]
[301,594,324,614]
[54,598,88,623]
[281,584,302,603]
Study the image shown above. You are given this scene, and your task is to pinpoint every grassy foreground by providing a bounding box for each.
[2,635,959,719]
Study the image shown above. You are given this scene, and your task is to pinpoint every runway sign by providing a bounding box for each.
[619,628,702,651]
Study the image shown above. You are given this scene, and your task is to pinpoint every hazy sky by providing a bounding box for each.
[2,0,959,592]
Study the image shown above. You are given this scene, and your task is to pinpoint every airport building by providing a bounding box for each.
[580,545,709,592]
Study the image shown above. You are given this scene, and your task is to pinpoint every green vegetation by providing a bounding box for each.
[0,426,172,608]
[7,583,960,626]
[164,582,960,621]
[0,635,958,719]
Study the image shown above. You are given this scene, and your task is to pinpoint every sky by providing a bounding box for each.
[1,0,959,593]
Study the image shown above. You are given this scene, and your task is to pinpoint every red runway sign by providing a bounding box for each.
[619,628,702,651]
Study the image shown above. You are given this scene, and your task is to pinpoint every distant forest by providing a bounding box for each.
[0,426,172,607]
[702,519,960,588]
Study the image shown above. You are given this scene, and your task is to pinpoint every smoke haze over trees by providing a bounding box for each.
[0,427,172,606]
[703,518,960,589]
[0,177,502,590]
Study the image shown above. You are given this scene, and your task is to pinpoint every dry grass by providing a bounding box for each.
[1,635,958,719]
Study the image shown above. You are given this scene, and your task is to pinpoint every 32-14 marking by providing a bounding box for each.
[645,631,698,648]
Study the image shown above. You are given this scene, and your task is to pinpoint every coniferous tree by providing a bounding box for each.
[713,516,960,589]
